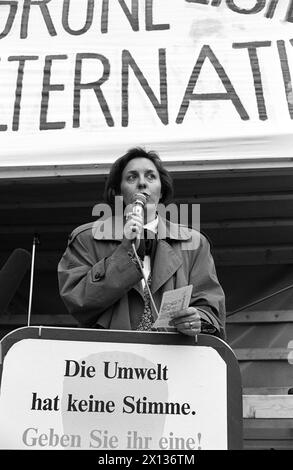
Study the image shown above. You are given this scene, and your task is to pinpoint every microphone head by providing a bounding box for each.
[133,192,148,206]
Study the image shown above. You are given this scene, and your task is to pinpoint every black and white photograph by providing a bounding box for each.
[0,0,292,461]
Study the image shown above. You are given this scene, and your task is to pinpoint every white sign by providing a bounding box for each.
[0,338,227,450]
[1,0,293,166]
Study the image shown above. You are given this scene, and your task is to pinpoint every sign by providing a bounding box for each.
[1,0,293,167]
[0,336,227,450]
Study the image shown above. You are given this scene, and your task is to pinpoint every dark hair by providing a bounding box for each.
[103,147,174,208]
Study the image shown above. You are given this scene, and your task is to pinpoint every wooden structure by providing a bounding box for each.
[228,309,293,450]
[243,395,293,450]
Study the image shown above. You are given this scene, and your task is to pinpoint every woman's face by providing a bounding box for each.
[120,157,162,220]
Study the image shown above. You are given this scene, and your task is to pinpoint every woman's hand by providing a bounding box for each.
[170,306,201,337]
[123,212,144,243]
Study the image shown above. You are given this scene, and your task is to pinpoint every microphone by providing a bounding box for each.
[130,193,159,320]
[132,192,148,219]
[0,248,31,314]
[131,193,149,246]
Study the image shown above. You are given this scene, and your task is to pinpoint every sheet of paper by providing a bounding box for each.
[152,285,193,330]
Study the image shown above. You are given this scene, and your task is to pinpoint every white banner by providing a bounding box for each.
[0,338,227,450]
[1,0,293,166]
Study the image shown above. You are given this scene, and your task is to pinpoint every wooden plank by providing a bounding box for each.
[244,418,293,429]
[227,310,293,324]
[214,245,293,265]
[0,225,74,234]
[204,219,293,229]
[244,387,292,395]
[243,395,293,418]
[235,348,290,361]
[0,201,96,209]
[183,193,293,203]
[244,440,293,450]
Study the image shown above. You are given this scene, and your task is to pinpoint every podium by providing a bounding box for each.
[0,327,243,450]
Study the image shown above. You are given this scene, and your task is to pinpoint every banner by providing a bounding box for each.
[0,338,227,450]
[1,0,293,166]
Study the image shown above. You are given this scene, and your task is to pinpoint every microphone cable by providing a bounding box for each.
[131,240,160,321]
[129,192,166,329]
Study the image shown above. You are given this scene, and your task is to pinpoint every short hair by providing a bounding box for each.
[103,147,174,208]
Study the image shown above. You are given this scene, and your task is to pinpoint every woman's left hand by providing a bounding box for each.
[170,307,201,337]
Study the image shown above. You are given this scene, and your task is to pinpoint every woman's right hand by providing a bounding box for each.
[123,212,144,244]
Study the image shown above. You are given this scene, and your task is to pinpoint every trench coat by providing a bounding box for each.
[58,217,226,338]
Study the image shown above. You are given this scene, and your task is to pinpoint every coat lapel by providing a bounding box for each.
[151,218,192,294]
[151,240,183,294]
[133,280,144,297]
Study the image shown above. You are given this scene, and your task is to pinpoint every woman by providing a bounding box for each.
[58,147,226,338]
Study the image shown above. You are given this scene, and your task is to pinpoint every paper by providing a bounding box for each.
[152,285,193,330]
